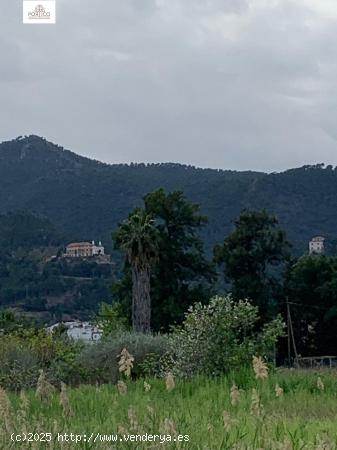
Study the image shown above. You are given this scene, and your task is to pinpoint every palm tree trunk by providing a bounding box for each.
[132,263,151,333]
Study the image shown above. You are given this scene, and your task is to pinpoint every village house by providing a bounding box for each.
[47,321,102,342]
[309,236,325,255]
[65,240,105,258]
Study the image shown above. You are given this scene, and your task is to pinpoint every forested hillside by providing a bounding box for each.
[0,211,113,323]
[0,135,336,253]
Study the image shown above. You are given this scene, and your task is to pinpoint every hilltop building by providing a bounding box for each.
[309,236,325,255]
[65,240,105,258]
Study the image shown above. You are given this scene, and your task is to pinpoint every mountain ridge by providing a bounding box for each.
[1,135,265,174]
[0,135,336,253]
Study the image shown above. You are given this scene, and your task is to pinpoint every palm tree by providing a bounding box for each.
[114,210,160,333]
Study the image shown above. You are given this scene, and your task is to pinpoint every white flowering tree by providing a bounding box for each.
[168,295,285,377]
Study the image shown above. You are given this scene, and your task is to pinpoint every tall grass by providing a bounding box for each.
[1,369,337,449]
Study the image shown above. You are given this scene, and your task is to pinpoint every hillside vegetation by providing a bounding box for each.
[1,136,336,253]
[0,211,113,323]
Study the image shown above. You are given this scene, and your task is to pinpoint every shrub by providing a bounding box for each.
[167,295,285,377]
[0,328,86,390]
[0,339,40,390]
[78,331,169,383]
[94,302,128,336]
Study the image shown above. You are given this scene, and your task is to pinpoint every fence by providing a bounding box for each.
[295,356,337,369]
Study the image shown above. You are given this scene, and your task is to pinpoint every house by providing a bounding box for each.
[309,236,325,255]
[65,240,105,258]
[47,321,102,342]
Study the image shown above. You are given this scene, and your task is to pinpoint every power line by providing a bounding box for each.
[279,300,333,311]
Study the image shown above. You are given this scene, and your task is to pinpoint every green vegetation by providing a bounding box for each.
[1,137,337,358]
[0,135,261,254]
[2,135,337,255]
[1,369,337,449]
[0,211,62,251]
[114,210,160,333]
[0,300,335,448]
[144,189,214,330]
[0,211,113,322]
[0,327,87,391]
[215,209,291,319]
[2,136,337,447]
[286,254,337,356]
[114,189,214,331]
[94,302,128,336]
[1,195,337,360]
[0,296,282,391]
[79,332,168,383]
[167,295,284,377]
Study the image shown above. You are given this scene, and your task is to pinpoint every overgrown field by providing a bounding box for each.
[1,369,337,450]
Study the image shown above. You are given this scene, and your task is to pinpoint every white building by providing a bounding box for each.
[309,236,325,255]
[92,240,105,256]
[65,240,105,258]
[47,321,102,342]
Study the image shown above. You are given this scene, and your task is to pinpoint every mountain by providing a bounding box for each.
[0,135,336,254]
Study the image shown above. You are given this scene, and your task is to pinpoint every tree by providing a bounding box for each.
[144,189,215,330]
[0,309,20,334]
[113,210,160,333]
[113,189,215,331]
[94,302,128,336]
[215,209,290,318]
[286,255,337,356]
[168,295,285,377]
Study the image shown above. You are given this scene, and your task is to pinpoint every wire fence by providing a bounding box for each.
[295,356,337,369]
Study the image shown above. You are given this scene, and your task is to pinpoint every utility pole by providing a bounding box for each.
[286,297,298,367]
[287,298,291,366]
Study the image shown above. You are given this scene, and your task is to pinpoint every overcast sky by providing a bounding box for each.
[1,0,337,172]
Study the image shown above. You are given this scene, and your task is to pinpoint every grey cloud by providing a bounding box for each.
[0,0,337,171]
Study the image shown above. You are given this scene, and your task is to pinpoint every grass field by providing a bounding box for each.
[1,369,337,449]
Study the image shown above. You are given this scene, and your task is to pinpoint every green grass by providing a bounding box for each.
[2,369,337,449]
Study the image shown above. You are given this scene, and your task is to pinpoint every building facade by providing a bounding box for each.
[309,236,325,255]
[47,321,102,342]
[92,241,105,256]
[65,240,105,258]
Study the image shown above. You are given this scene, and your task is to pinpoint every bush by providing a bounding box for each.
[0,328,86,390]
[167,295,285,377]
[78,331,169,383]
[0,338,40,390]
[94,302,128,336]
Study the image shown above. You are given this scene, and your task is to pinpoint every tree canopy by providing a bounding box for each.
[215,209,291,318]
[113,189,214,331]
[286,255,337,356]
[114,210,160,332]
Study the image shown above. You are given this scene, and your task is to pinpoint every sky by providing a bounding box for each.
[1,0,337,172]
